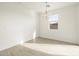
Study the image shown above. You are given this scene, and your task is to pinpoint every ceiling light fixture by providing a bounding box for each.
[45,2,50,20]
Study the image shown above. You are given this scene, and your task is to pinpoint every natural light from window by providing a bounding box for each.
[48,14,59,29]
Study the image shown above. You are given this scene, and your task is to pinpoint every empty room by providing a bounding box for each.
[0,2,79,56]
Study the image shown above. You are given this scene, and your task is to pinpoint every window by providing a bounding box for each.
[48,14,59,29]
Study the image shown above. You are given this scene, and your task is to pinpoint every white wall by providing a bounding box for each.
[76,4,79,44]
[39,5,77,44]
[0,3,37,51]
[35,13,40,37]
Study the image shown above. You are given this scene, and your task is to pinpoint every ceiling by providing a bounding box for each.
[0,2,78,13]
[21,2,78,12]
